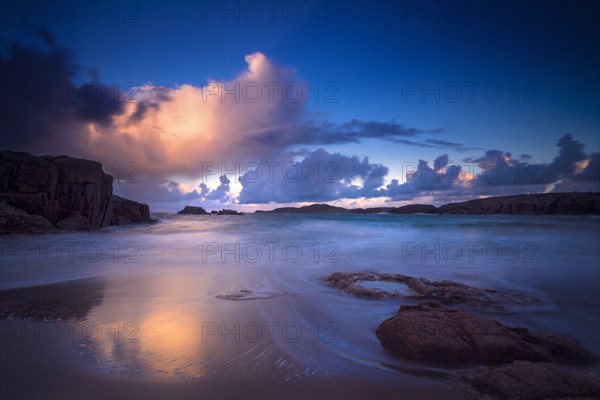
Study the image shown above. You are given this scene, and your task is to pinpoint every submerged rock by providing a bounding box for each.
[324,271,543,311]
[471,361,600,400]
[376,302,594,364]
[214,289,280,300]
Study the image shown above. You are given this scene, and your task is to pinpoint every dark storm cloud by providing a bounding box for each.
[0,29,123,152]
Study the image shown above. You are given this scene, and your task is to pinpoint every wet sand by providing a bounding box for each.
[0,278,473,399]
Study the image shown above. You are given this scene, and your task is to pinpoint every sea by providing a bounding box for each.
[1,213,599,395]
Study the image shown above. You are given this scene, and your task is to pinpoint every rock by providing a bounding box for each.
[0,201,56,234]
[0,151,112,229]
[211,209,245,215]
[376,302,595,364]
[471,361,600,400]
[324,272,543,311]
[438,192,600,215]
[177,205,208,215]
[0,150,151,233]
[111,195,150,225]
[214,289,280,300]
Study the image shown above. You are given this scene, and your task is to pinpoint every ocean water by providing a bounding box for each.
[1,213,599,391]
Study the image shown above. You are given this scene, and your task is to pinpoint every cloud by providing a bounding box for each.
[471,134,589,190]
[383,134,599,203]
[237,148,388,204]
[200,175,232,202]
[387,138,484,153]
[385,155,471,201]
[1,33,598,210]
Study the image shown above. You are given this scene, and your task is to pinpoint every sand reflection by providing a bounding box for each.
[82,272,212,380]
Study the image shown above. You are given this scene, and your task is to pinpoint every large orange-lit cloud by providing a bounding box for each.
[82,52,306,178]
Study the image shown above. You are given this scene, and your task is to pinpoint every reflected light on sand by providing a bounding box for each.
[84,273,211,380]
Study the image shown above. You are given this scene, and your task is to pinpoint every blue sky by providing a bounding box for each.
[1,0,599,210]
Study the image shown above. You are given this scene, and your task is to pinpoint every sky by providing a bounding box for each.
[1,0,599,211]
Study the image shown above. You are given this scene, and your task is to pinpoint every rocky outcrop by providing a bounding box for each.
[439,192,600,215]
[324,272,543,311]
[111,195,150,225]
[471,361,600,400]
[177,206,244,215]
[177,205,208,215]
[211,209,244,215]
[375,302,594,364]
[0,151,150,233]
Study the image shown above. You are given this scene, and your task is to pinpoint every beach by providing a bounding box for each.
[1,213,599,399]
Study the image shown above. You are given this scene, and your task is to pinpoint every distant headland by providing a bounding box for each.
[254,192,600,215]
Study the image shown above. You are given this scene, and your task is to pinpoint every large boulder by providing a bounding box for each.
[472,361,600,400]
[376,302,594,364]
